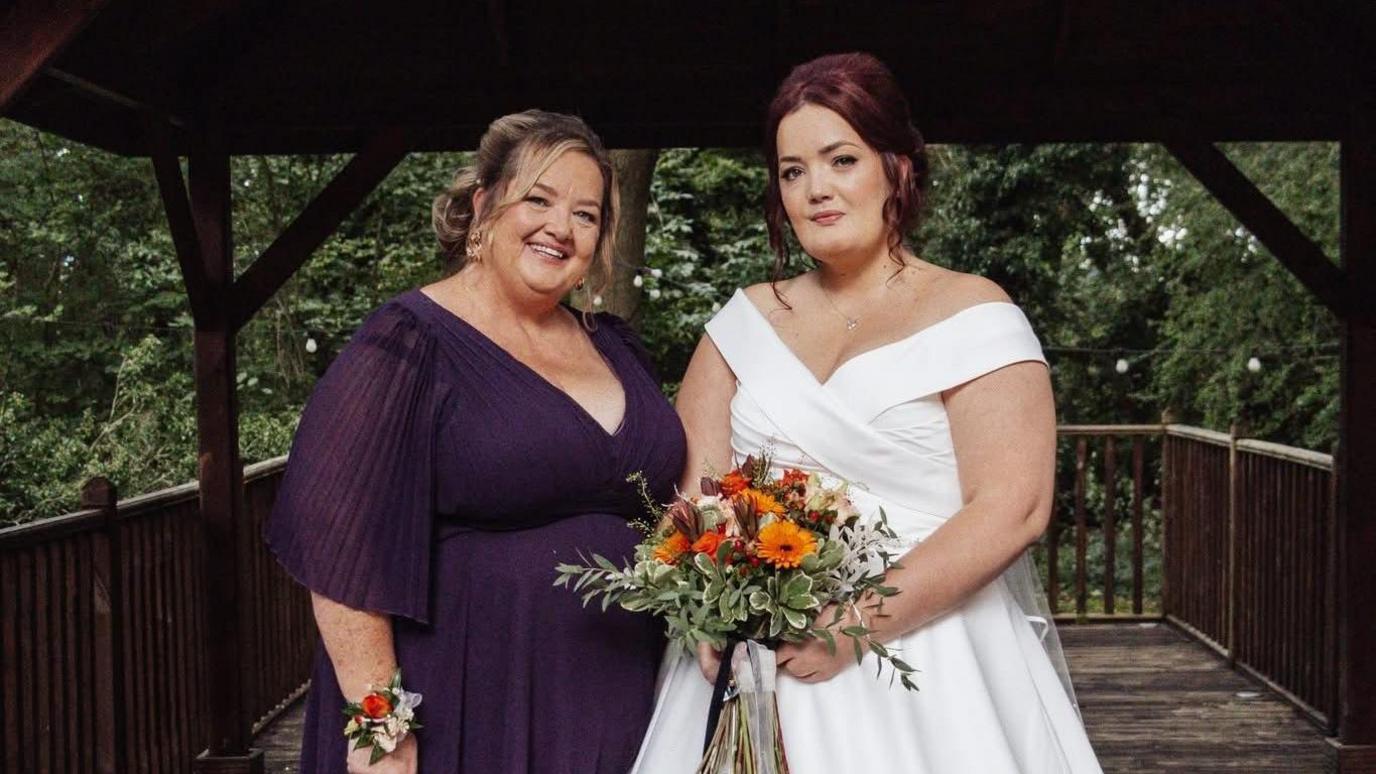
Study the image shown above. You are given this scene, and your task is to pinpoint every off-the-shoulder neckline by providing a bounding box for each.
[728,288,1018,387]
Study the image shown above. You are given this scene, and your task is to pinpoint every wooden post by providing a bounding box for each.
[1074,437,1088,617]
[1161,412,1174,618]
[84,478,124,774]
[1329,118,1376,771]
[1132,436,1145,615]
[185,137,263,774]
[1103,435,1117,615]
[1227,423,1243,666]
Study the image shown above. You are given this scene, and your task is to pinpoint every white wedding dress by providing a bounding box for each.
[632,290,1102,774]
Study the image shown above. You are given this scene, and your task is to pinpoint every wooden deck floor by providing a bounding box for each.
[256,623,1332,772]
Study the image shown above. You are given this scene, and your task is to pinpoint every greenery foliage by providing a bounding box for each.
[0,118,1339,527]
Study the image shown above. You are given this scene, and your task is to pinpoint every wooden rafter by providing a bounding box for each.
[1166,140,1352,319]
[0,0,108,110]
[229,126,409,331]
[146,117,214,326]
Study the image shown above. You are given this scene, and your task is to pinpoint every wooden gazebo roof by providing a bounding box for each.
[4,2,1375,772]
[6,1,1372,154]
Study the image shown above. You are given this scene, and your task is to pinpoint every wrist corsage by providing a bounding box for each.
[342,670,423,764]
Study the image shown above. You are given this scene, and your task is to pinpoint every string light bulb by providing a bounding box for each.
[1115,358,1129,374]
[1247,356,1262,373]
[632,275,643,288]
[305,337,318,354]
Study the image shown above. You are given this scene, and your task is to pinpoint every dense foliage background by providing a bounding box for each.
[0,119,1339,528]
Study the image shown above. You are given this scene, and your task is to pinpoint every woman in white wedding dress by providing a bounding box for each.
[633,53,1102,773]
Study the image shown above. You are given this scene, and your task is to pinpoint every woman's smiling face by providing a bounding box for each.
[479,150,605,299]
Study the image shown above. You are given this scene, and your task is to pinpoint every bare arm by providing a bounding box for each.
[777,359,1056,680]
[674,334,737,495]
[312,592,417,772]
[674,334,741,680]
[867,359,1055,635]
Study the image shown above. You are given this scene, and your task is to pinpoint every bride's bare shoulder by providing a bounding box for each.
[920,268,1013,319]
[741,278,803,316]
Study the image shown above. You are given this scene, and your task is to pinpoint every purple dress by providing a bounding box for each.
[266,289,686,773]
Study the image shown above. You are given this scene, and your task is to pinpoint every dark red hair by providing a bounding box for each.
[764,52,929,278]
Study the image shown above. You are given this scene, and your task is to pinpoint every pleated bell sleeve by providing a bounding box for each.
[266,303,445,624]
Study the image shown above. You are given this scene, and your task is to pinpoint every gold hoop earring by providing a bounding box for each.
[574,277,586,291]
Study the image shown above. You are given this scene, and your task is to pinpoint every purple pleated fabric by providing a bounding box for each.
[266,289,686,773]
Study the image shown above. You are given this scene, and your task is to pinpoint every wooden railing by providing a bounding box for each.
[1162,427,1338,731]
[0,458,310,774]
[0,423,1342,768]
[1046,423,1337,731]
[1047,425,1164,621]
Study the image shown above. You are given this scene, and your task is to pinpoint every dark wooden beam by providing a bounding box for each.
[229,126,408,331]
[47,67,193,130]
[0,0,108,110]
[1166,140,1352,319]
[146,117,213,326]
[1331,122,1376,770]
[185,137,262,774]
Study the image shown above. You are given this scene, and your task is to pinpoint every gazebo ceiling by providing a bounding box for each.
[6,0,1371,155]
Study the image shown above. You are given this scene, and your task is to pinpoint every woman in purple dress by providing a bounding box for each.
[266,110,685,773]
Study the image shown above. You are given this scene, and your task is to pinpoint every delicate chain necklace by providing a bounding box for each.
[817,266,908,332]
[818,281,861,331]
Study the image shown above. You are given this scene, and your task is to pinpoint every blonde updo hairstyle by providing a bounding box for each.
[432,109,620,293]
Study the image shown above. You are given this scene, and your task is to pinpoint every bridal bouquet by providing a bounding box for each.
[555,452,917,773]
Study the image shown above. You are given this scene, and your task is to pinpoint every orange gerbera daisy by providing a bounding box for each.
[738,488,785,516]
[653,531,692,564]
[692,530,726,557]
[719,469,750,496]
[756,521,817,569]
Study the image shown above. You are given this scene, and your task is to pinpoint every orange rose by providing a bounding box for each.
[779,469,809,488]
[653,531,692,564]
[719,470,750,496]
[692,530,726,557]
[361,693,392,719]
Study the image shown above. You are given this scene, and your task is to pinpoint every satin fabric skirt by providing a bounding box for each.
[631,493,1101,774]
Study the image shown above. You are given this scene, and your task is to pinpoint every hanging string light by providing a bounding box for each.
[1247,356,1262,373]
[1115,358,1129,374]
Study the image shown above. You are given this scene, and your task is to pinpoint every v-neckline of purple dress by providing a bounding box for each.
[405,288,631,439]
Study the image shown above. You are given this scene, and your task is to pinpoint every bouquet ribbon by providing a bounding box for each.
[703,636,743,753]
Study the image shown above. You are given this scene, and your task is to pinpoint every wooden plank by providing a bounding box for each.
[35,544,52,773]
[1132,437,1145,614]
[230,126,409,331]
[1232,424,1243,661]
[0,0,109,110]
[1057,424,1164,436]
[1075,437,1088,616]
[1103,435,1117,615]
[1164,423,1233,447]
[1166,140,1351,318]
[1237,438,1334,469]
[2,551,19,773]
